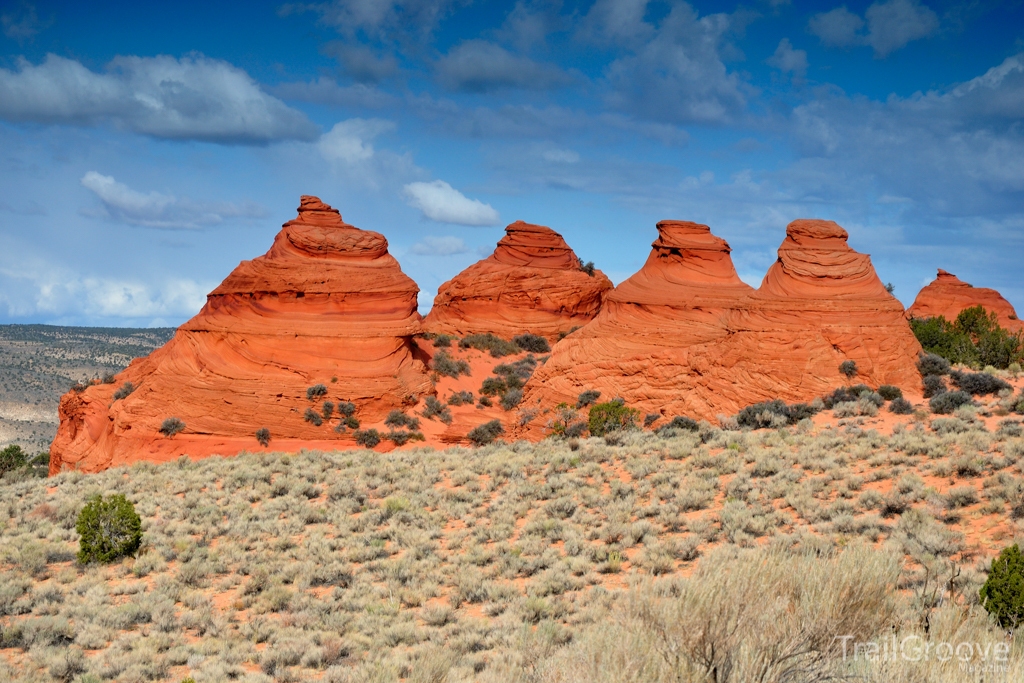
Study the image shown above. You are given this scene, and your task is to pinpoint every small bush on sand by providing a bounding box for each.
[877,385,903,401]
[159,417,185,437]
[588,400,639,437]
[255,428,270,447]
[656,416,699,434]
[306,384,328,401]
[303,407,323,426]
[354,429,381,448]
[922,374,947,398]
[385,410,420,430]
[431,350,471,378]
[500,388,523,411]
[422,396,452,424]
[839,359,858,378]
[980,544,1024,628]
[930,391,973,415]
[447,390,474,406]
[576,390,601,409]
[950,370,1011,396]
[512,334,550,353]
[460,333,519,358]
[917,353,951,376]
[468,420,504,446]
[737,400,790,429]
[889,397,913,414]
[76,494,142,564]
[335,401,356,417]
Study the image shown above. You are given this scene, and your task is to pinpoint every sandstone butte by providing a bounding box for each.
[907,269,1023,333]
[49,196,432,474]
[423,220,613,341]
[520,219,923,429]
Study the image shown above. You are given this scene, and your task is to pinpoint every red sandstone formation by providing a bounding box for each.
[50,196,432,473]
[423,220,613,341]
[908,269,1023,332]
[522,219,922,428]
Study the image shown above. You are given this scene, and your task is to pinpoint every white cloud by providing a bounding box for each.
[436,40,571,92]
[81,172,266,229]
[403,180,500,226]
[767,38,808,81]
[603,3,750,125]
[281,0,458,41]
[808,6,864,47]
[0,54,318,144]
[809,0,938,57]
[0,252,209,323]
[579,0,654,46]
[410,235,470,255]
[318,119,395,164]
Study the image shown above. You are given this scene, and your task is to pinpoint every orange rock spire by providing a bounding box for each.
[908,269,1022,332]
[423,220,613,341]
[50,196,432,473]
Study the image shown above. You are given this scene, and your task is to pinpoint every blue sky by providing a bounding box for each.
[1,0,1022,326]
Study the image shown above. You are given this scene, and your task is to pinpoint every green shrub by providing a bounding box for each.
[917,353,950,376]
[557,326,581,340]
[480,377,507,396]
[949,370,1011,396]
[459,333,519,358]
[644,413,660,427]
[656,416,699,433]
[306,384,328,401]
[322,401,335,419]
[500,388,523,410]
[922,375,947,398]
[159,417,185,437]
[877,385,903,401]
[422,396,452,424]
[737,399,790,429]
[303,407,323,426]
[335,401,356,417]
[385,410,420,430]
[467,420,504,446]
[576,389,601,409]
[910,306,1024,369]
[76,494,142,564]
[431,350,471,378]
[255,428,271,447]
[839,360,858,378]
[929,390,973,414]
[580,261,595,276]
[588,400,639,437]
[980,544,1024,628]
[889,397,913,414]
[429,333,455,348]
[354,429,381,448]
[447,390,474,406]
[386,430,424,446]
[112,382,135,401]
[0,444,27,476]
[512,334,550,353]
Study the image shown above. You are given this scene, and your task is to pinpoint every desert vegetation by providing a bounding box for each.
[910,306,1024,369]
[4,412,1024,681]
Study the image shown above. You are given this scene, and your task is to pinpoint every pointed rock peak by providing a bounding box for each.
[274,195,388,260]
[935,269,970,286]
[653,220,732,253]
[783,219,850,247]
[491,220,580,269]
[288,195,346,227]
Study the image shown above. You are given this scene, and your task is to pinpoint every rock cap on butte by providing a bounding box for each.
[908,269,1023,332]
[423,220,613,341]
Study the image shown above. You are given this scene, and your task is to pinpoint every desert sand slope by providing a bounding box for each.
[49,196,432,473]
[908,269,1023,332]
[523,219,922,427]
[423,220,613,342]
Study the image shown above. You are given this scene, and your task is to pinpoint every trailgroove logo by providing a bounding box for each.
[836,634,1010,670]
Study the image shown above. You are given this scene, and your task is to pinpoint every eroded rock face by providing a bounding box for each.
[423,221,613,341]
[522,219,922,427]
[50,196,432,473]
[908,269,1023,332]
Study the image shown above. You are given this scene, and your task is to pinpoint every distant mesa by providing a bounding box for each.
[423,220,613,341]
[523,218,922,426]
[50,196,432,473]
[908,269,1023,332]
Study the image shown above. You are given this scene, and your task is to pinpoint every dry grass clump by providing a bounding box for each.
[3,423,1024,680]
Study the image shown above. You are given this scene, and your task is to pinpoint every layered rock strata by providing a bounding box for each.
[908,269,1023,332]
[523,219,922,426]
[50,196,431,473]
[423,221,613,341]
